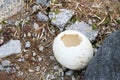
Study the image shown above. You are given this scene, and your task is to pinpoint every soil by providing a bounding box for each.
[0,0,120,80]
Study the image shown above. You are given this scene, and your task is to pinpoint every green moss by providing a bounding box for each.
[92,23,98,30]
[116,19,120,24]
[51,9,60,14]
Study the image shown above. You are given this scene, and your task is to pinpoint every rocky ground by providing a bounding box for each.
[0,0,120,80]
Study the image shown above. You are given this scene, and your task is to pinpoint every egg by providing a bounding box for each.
[52,30,93,70]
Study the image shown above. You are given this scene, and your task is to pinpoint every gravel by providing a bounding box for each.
[25,41,31,48]
[34,23,39,30]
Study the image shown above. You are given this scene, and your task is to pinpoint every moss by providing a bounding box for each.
[116,19,120,24]
[92,23,98,30]
[51,9,60,14]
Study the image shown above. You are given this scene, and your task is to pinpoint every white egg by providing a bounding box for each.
[52,30,93,70]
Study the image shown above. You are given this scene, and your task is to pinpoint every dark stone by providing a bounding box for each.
[84,30,120,80]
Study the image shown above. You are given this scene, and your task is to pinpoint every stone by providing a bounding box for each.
[49,9,74,31]
[84,30,120,80]
[25,41,31,48]
[1,60,11,67]
[65,70,74,76]
[0,0,24,22]
[66,21,99,41]
[37,12,48,22]
[34,23,39,30]
[0,39,21,58]
[36,0,50,6]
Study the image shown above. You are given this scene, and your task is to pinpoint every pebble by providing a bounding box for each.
[65,70,74,76]
[17,57,25,62]
[0,39,21,58]
[32,5,39,13]
[25,41,31,48]
[53,65,60,70]
[39,46,44,52]
[50,56,55,61]
[38,57,42,62]
[34,23,39,30]
[36,0,50,6]
[28,69,34,73]
[58,68,64,76]
[0,65,4,70]
[49,9,74,31]
[17,71,24,76]
[32,52,37,56]
[35,66,40,71]
[1,60,11,67]
[37,12,48,22]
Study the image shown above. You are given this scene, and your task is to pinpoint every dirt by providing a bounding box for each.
[0,0,120,80]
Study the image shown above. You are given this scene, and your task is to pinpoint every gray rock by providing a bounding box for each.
[0,65,4,70]
[0,0,24,22]
[37,12,48,22]
[25,41,31,48]
[1,60,11,67]
[84,30,120,80]
[65,70,74,76]
[36,0,50,6]
[66,21,99,41]
[0,39,21,58]
[49,9,74,31]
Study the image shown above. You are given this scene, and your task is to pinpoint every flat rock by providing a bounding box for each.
[0,0,24,22]
[84,30,120,80]
[66,21,99,41]
[0,39,21,58]
[36,0,50,6]
[37,12,48,22]
[49,9,74,31]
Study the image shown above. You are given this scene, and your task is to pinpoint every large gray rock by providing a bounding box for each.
[49,9,74,31]
[84,30,120,80]
[0,0,24,22]
[0,39,21,58]
[66,21,99,41]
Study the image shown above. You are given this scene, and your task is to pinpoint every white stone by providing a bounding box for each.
[65,70,74,76]
[34,23,39,30]
[25,41,31,48]
[39,46,44,52]
[49,9,74,31]
[0,39,21,58]
[66,21,99,41]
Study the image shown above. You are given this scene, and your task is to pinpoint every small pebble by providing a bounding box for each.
[25,41,31,48]
[38,57,42,62]
[50,56,55,61]
[32,5,39,13]
[35,66,40,71]
[39,46,44,52]
[28,69,34,72]
[17,57,25,62]
[5,67,12,73]
[1,60,11,67]
[65,70,74,76]
[34,23,39,30]
[54,65,60,70]
[27,32,31,37]
[17,71,24,76]
[37,12,48,22]
[32,52,37,56]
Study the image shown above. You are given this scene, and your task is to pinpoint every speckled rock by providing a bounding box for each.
[0,0,24,21]
[84,30,120,80]
[66,21,99,41]
[49,9,74,31]
[0,39,21,58]
[36,0,50,6]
